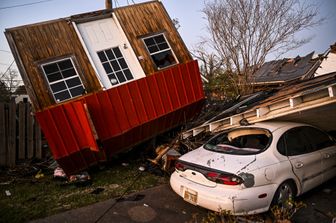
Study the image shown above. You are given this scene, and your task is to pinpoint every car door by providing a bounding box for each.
[303,127,336,182]
[282,127,323,193]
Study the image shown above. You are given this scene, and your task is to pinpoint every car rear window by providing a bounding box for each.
[204,127,272,155]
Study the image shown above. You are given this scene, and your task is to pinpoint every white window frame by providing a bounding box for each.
[142,33,178,69]
[96,46,134,86]
[41,57,85,102]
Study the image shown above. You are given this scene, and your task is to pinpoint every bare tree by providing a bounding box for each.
[199,0,322,96]
[0,68,21,102]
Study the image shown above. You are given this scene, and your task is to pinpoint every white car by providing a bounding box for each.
[170,121,336,215]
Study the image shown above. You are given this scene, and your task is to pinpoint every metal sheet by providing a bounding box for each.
[36,60,205,175]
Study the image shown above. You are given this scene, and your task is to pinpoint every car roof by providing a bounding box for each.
[241,121,309,132]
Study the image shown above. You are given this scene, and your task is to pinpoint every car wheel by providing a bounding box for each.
[272,181,295,209]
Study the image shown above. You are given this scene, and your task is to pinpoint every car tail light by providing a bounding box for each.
[175,161,186,171]
[206,172,243,185]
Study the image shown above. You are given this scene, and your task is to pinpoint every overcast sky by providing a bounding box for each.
[0,0,335,75]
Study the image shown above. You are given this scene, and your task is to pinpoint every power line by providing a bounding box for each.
[0,0,54,10]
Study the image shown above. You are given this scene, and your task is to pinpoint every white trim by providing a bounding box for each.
[71,21,104,88]
[112,12,146,77]
[41,57,85,102]
[142,33,179,70]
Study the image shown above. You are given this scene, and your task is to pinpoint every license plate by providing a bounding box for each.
[184,188,198,205]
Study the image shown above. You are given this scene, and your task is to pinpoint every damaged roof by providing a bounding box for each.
[253,52,321,84]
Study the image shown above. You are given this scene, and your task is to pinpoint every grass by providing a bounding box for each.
[0,153,168,223]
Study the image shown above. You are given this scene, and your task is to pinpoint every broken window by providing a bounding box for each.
[204,128,271,155]
[143,34,177,69]
[41,58,85,102]
[97,47,134,86]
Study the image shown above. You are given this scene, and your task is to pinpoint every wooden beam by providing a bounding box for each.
[328,86,336,97]
[257,106,270,118]
[289,97,302,108]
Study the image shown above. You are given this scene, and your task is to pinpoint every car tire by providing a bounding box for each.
[271,181,296,209]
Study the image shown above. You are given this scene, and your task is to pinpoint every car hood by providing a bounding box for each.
[179,146,257,175]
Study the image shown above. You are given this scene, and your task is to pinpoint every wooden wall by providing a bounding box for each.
[5,20,102,112]
[114,1,193,75]
[6,1,193,111]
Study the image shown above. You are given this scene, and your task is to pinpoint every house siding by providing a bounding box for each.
[6,20,102,111]
[114,1,192,74]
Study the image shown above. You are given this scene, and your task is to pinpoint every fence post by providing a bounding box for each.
[0,103,6,166]
[8,101,16,166]
[18,102,26,160]
[27,103,34,159]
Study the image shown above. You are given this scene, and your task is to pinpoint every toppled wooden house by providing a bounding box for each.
[5,0,205,174]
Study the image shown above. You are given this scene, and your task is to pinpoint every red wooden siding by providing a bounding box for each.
[36,60,205,175]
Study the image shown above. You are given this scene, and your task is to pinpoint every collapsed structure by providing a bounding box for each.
[5,1,205,175]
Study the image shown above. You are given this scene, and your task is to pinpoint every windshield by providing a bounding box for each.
[204,127,271,155]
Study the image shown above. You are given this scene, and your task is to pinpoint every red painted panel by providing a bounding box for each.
[163,69,181,108]
[171,65,188,106]
[180,63,196,102]
[84,94,109,139]
[137,78,157,120]
[127,81,149,123]
[146,75,165,116]
[107,88,131,132]
[117,84,140,128]
[36,60,205,175]
[155,72,173,113]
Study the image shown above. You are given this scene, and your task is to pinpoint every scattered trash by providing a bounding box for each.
[182,210,187,214]
[53,167,67,181]
[90,187,105,195]
[35,170,44,179]
[139,166,145,172]
[5,190,11,196]
[69,171,91,186]
[122,163,129,167]
[143,203,149,207]
[162,149,181,172]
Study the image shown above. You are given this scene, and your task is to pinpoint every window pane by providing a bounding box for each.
[285,128,310,156]
[113,48,122,58]
[70,85,85,97]
[66,77,81,88]
[115,71,126,83]
[97,51,107,62]
[108,74,119,85]
[144,38,155,46]
[158,43,169,51]
[43,63,58,75]
[50,81,66,93]
[148,45,159,54]
[111,60,120,71]
[103,63,113,74]
[47,72,62,83]
[54,90,71,101]
[58,59,73,70]
[118,58,128,69]
[123,69,133,80]
[303,127,335,151]
[106,49,115,60]
[151,50,176,69]
[154,35,165,44]
[62,68,76,78]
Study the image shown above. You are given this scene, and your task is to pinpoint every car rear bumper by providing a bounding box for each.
[170,171,277,215]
